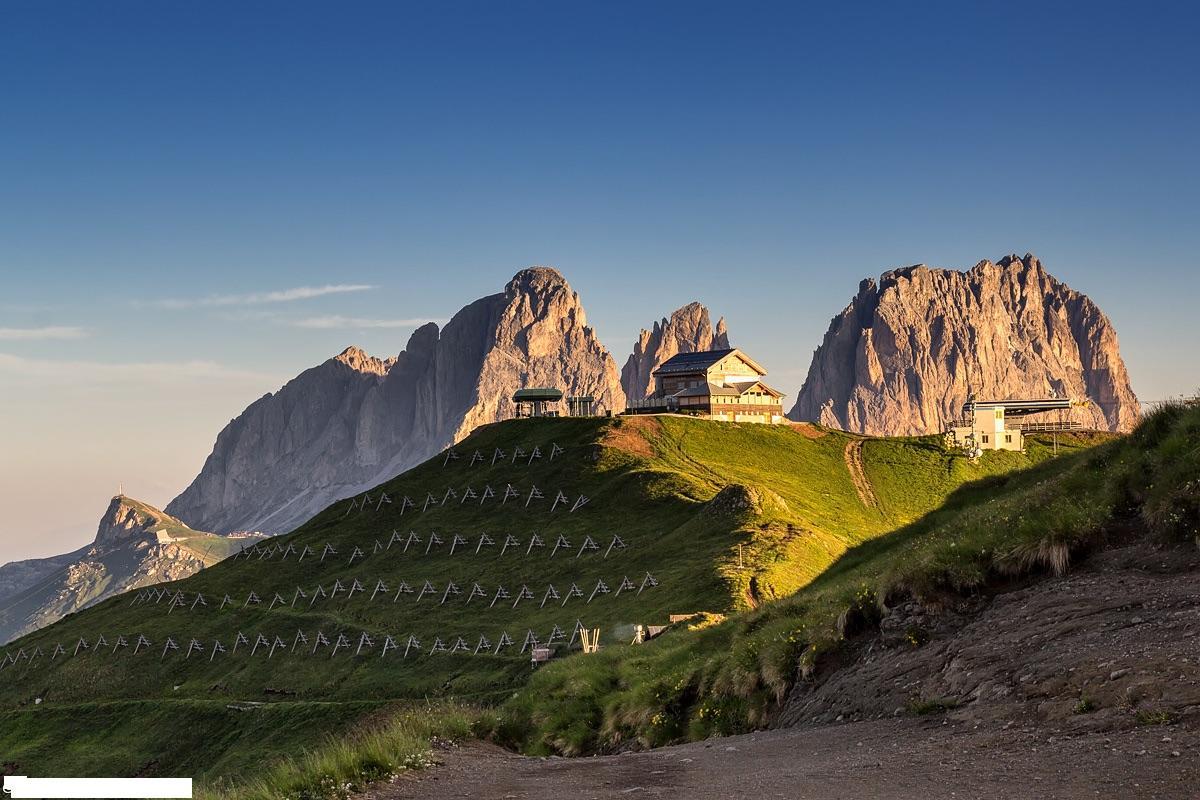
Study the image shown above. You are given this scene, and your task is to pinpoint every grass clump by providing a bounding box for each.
[906,696,960,716]
[196,703,474,800]
[1134,708,1178,727]
[1073,696,1097,714]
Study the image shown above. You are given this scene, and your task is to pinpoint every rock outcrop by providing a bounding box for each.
[789,254,1140,435]
[622,302,729,401]
[0,496,242,644]
[166,267,625,535]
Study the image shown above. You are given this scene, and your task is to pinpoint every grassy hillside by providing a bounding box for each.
[488,405,1198,755]
[0,415,1099,789]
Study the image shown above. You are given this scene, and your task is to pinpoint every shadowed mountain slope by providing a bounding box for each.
[166,268,625,536]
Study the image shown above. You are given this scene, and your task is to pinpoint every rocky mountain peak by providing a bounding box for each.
[622,302,732,401]
[506,266,569,296]
[789,253,1140,435]
[332,345,393,376]
[167,267,624,535]
[94,495,188,550]
[1,495,236,644]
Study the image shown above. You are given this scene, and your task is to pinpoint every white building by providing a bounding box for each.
[949,398,1077,452]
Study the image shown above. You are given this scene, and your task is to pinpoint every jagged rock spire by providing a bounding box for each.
[622,302,730,401]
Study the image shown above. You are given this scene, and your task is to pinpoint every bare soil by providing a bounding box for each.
[843,438,879,509]
[371,719,1197,800]
[368,541,1200,799]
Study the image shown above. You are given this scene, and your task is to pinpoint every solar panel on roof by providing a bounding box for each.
[654,349,735,373]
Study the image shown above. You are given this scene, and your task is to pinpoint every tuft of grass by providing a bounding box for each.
[196,703,474,800]
[1073,696,1097,714]
[906,696,959,716]
[1134,708,1178,727]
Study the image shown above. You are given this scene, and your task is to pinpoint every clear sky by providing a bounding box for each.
[2,1,1197,562]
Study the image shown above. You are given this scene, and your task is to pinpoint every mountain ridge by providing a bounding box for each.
[165,267,626,535]
[789,253,1140,435]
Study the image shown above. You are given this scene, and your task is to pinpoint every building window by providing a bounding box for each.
[982,434,990,444]
[1005,434,1012,443]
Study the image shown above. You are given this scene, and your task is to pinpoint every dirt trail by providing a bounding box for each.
[843,439,879,509]
[370,718,1198,800]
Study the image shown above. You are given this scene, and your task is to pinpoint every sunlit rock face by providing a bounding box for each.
[789,254,1139,435]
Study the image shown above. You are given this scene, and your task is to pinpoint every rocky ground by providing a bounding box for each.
[367,539,1199,799]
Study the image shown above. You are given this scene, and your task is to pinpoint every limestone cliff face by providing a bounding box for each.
[789,254,1140,435]
[164,346,394,534]
[166,267,625,535]
[0,496,237,644]
[621,302,730,401]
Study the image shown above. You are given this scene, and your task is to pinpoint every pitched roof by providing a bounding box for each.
[671,382,740,398]
[671,380,786,400]
[737,380,785,398]
[653,349,735,374]
[653,348,769,376]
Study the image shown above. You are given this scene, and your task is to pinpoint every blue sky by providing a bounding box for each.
[1,0,1197,561]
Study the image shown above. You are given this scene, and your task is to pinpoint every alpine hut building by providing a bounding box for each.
[627,348,786,424]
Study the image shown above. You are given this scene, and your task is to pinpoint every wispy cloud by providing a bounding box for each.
[153,284,374,309]
[0,352,281,385]
[0,326,88,340]
[291,315,444,330]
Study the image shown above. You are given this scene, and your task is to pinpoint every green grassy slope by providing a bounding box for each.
[490,406,1198,755]
[0,415,1098,784]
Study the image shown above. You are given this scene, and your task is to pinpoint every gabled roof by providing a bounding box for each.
[736,380,785,399]
[670,380,786,400]
[671,382,740,398]
[653,348,767,376]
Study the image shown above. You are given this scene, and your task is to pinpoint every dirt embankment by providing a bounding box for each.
[779,540,1200,729]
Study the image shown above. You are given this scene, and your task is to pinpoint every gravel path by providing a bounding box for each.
[370,716,1197,800]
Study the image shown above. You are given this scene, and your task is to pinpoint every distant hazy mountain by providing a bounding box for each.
[789,254,1140,435]
[166,267,625,535]
[621,302,729,401]
[0,495,242,644]
[0,547,90,608]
